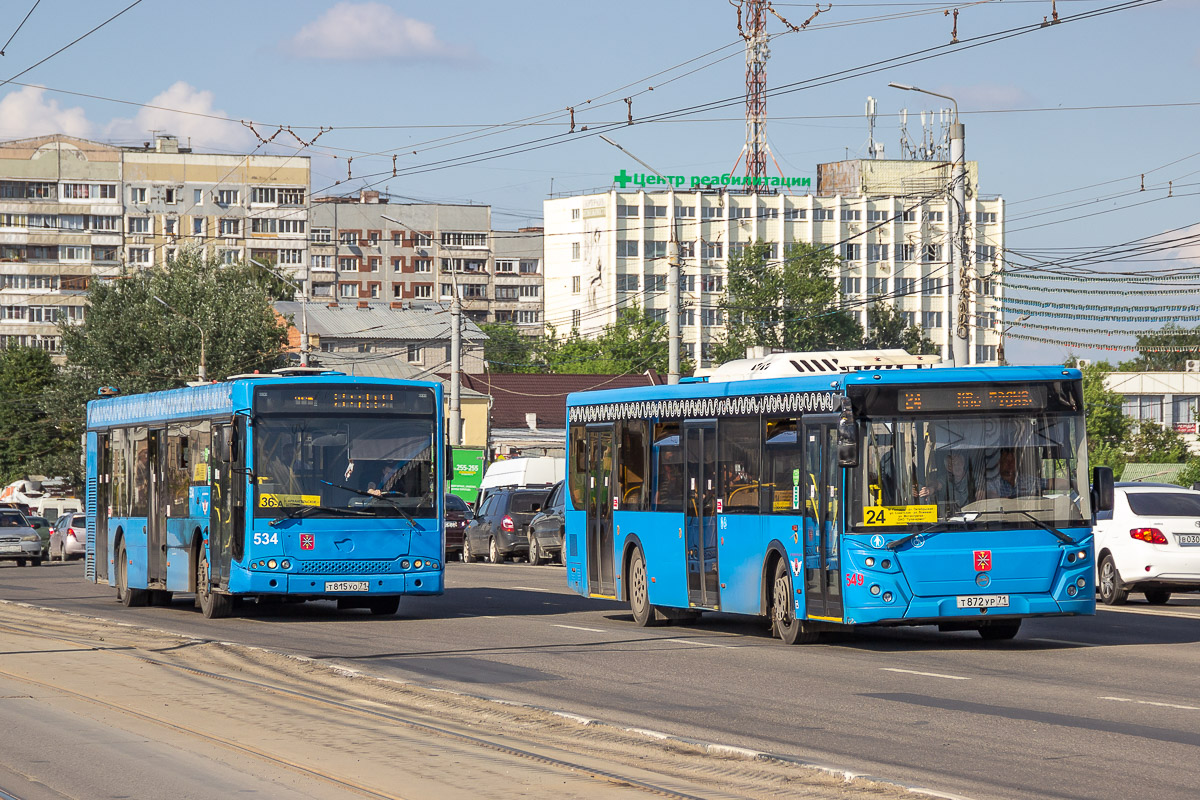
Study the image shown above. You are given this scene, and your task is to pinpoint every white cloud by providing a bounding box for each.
[104,82,252,152]
[0,86,92,140]
[288,2,468,62]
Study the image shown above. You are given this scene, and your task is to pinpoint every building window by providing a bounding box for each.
[518,285,539,299]
[339,257,359,272]
[645,274,666,292]
[840,277,861,296]
[414,259,431,273]
[217,189,239,206]
[571,208,581,220]
[646,241,667,259]
[278,219,304,234]
[164,218,177,236]
[572,309,581,328]
[441,284,453,297]
[367,231,381,246]
[221,249,238,265]
[900,311,917,328]
[406,345,423,363]
[572,275,580,293]
[279,249,303,265]
[616,274,639,292]
[926,210,945,223]
[700,308,724,326]
[975,277,994,296]
[922,311,943,330]
[841,243,861,261]
[130,187,146,203]
[679,241,695,259]
[617,204,640,218]
[251,187,276,204]
[94,246,117,261]
[701,274,723,292]
[644,204,667,217]
[340,283,359,298]
[462,284,487,299]
[976,345,997,362]
[311,255,332,270]
[976,211,997,224]
[519,259,538,274]
[312,228,332,243]
[366,257,380,272]
[515,310,540,324]
[976,244,997,263]
[61,246,89,261]
[496,286,519,300]
[129,248,150,265]
[921,277,942,295]
[868,243,889,262]
[99,184,117,199]
[842,208,861,221]
[413,233,432,248]
[867,210,889,222]
[440,231,487,248]
[129,217,150,234]
[896,277,916,296]
[924,243,943,262]
[702,242,723,260]
[676,205,695,218]
[616,240,639,258]
[813,208,834,221]
[392,258,403,272]
[758,207,778,219]
[900,243,916,261]
[701,206,723,220]
[783,208,806,220]
[495,260,516,274]
[868,277,888,296]
[572,242,580,260]
[730,207,750,219]
[902,209,918,222]
[414,284,432,298]
[279,188,305,206]
[219,219,239,236]
[647,308,667,324]
[339,231,359,245]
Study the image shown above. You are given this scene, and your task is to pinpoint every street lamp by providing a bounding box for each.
[997,313,1030,366]
[889,82,968,368]
[250,258,310,366]
[599,135,681,385]
[153,295,206,382]
[381,213,462,447]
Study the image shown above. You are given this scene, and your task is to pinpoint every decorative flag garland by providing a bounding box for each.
[1006,331,1200,352]
[1007,272,1200,283]
[1003,298,1200,313]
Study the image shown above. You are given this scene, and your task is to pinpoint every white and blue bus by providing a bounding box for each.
[86,372,447,618]
[564,351,1114,643]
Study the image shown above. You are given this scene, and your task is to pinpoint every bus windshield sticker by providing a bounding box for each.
[258,493,321,508]
[862,505,938,526]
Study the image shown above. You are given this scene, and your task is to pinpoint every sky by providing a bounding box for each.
[0,0,1196,367]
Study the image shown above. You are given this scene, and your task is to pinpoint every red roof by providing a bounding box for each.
[450,372,661,429]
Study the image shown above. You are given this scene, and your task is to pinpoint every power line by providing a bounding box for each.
[0,0,42,57]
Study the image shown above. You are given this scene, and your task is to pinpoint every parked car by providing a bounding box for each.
[0,508,43,566]
[49,512,87,561]
[1095,483,1200,605]
[527,481,566,565]
[463,487,551,563]
[27,516,51,557]
[445,493,474,561]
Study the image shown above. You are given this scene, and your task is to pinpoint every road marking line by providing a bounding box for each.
[881,667,970,680]
[552,624,605,633]
[667,638,738,649]
[1030,638,1097,647]
[512,586,553,592]
[1099,606,1200,620]
[1101,696,1200,711]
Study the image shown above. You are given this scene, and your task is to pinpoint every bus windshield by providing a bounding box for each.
[253,415,437,519]
[850,411,1090,532]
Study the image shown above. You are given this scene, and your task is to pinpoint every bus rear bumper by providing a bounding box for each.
[850,593,1094,625]
[229,569,444,597]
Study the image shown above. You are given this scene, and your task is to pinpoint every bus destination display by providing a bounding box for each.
[255,386,434,414]
[899,385,1047,412]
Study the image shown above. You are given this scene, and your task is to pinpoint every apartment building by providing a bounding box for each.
[543,159,1004,367]
[0,135,122,353]
[310,190,543,327]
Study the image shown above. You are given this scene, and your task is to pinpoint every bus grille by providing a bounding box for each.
[296,560,392,575]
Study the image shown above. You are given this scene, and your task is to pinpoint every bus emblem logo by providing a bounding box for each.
[301,534,315,550]
[870,534,885,549]
[974,550,992,571]
[791,557,802,575]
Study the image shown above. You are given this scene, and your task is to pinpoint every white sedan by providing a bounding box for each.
[1095,483,1200,605]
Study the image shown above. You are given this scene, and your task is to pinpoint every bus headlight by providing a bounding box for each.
[1067,585,1078,596]
[864,557,875,567]
[1076,577,1086,588]
[414,560,423,569]
[281,560,291,570]
[401,560,410,569]
[267,559,277,569]
[870,584,881,596]
[882,592,893,603]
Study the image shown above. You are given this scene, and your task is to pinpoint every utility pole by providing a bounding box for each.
[381,213,461,444]
[250,258,308,366]
[153,295,206,382]
[599,136,681,384]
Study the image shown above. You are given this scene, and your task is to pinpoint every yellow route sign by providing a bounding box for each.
[258,493,321,508]
[862,505,938,526]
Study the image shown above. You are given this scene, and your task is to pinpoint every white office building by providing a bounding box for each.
[543,159,1004,367]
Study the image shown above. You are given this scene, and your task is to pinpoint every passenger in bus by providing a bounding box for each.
[983,449,1039,499]
[930,451,977,509]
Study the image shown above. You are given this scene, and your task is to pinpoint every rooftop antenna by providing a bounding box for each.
[866,96,885,159]
[899,108,913,160]
[744,0,769,180]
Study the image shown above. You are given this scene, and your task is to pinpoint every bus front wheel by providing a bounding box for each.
[116,543,148,607]
[771,559,818,645]
[197,549,231,619]
[978,619,1021,640]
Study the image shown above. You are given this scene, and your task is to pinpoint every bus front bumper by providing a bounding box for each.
[229,567,443,597]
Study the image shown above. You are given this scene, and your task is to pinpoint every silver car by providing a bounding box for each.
[49,512,87,561]
[0,509,44,567]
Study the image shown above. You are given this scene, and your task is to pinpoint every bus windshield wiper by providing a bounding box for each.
[1012,508,1076,545]
[269,504,372,527]
[886,514,975,551]
[319,480,418,529]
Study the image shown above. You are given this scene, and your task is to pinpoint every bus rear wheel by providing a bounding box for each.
[628,549,660,627]
[771,559,818,645]
[197,549,231,619]
[116,543,148,607]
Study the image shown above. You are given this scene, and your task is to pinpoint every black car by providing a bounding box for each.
[463,487,550,563]
[444,493,473,560]
[527,481,565,565]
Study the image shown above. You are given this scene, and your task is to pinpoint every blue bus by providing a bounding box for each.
[85,372,447,618]
[564,351,1114,643]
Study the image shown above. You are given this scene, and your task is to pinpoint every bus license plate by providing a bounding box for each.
[1178,534,1200,546]
[956,594,1009,608]
[325,581,369,592]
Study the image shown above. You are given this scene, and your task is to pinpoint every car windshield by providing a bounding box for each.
[1126,492,1200,517]
[445,494,470,512]
[254,414,438,519]
[851,411,1091,532]
[0,512,27,527]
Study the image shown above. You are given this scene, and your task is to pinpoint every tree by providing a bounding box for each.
[861,302,939,355]
[1119,324,1200,372]
[479,322,538,373]
[713,241,861,364]
[0,347,74,485]
[538,307,678,375]
[1079,361,1130,474]
[1126,420,1190,464]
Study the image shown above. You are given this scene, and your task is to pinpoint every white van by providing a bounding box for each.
[36,496,82,523]
[476,457,563,510]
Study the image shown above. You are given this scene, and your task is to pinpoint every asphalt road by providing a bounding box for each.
[3,557,1198,800]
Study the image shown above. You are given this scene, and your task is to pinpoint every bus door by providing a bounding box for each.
[803,417,843,621]
[147,428,168,588]
[684,421,719,609]
[209,423,235,588]
[94,433,110,583]
[585,426,616,597]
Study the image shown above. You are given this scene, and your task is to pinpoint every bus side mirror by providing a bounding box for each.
[445,444,453,480]
[1092,466,1114,513]
[837,411,859,468]
[228,426,240,463]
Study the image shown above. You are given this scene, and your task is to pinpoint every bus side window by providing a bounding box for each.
[651,423,682,513]
[618,420,647,511]
[718,418,760,514]
[763,417,800,514]
[568,424,587,511]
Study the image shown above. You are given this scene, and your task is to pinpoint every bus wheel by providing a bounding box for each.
[772,559,818,645]
[116,543,148,607]
[369,597,400,616]
[628,549,660,627]
[978,619,1021,640]
[1098,555,1128,605]
[197,549,231,619]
